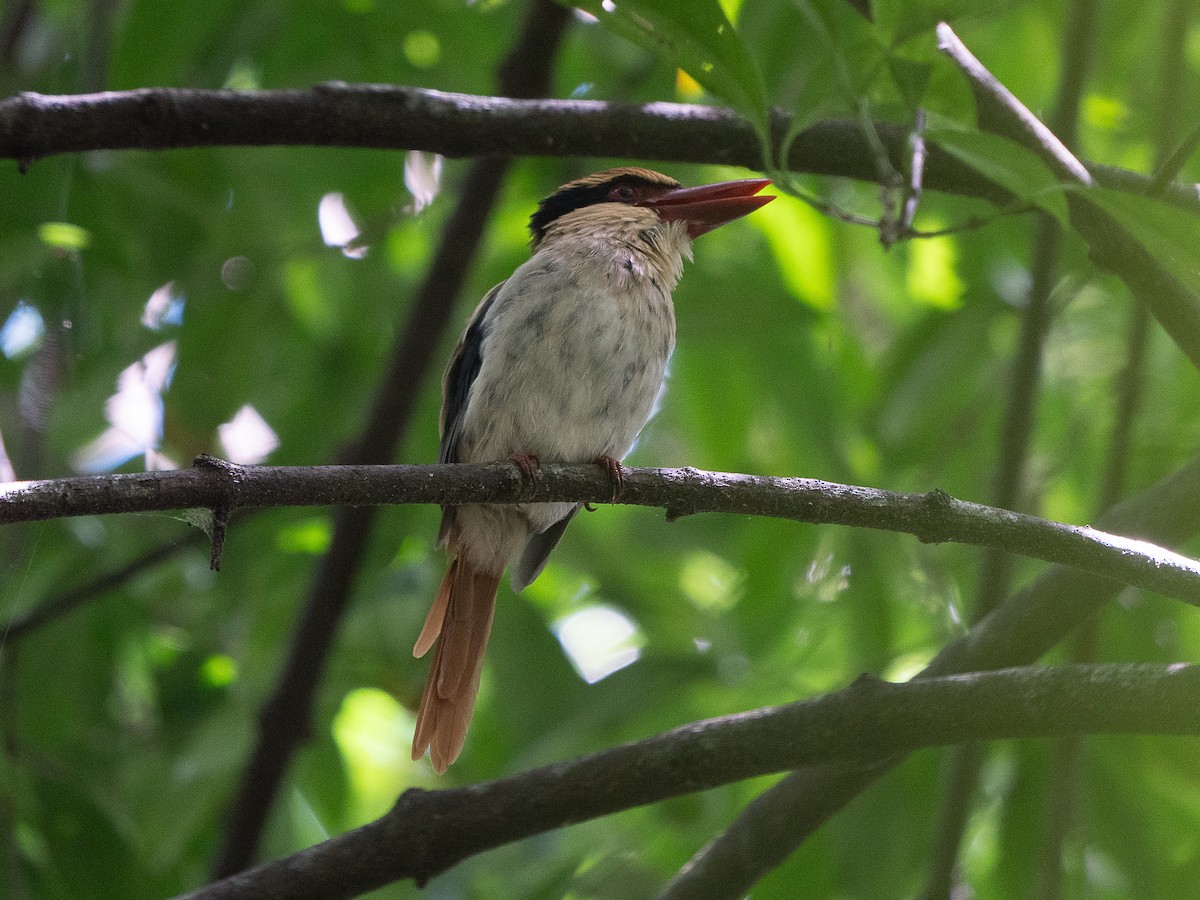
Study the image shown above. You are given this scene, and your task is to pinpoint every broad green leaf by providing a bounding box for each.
[926,127,1070,223]
[570,0,769,141]
[1085,186,1200,367]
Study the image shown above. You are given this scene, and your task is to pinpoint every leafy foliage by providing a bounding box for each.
[3,0,1200,898]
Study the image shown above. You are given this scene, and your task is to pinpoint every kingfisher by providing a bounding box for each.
[411,166,774,772]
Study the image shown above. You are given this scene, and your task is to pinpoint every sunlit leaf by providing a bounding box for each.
[750,194,835,310]
[277,518,334,555]
[906,227,965,309]
[332,688,417,821]
[200,654,238,688]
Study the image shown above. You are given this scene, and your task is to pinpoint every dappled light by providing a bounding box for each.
[553,604,643,684]
[217,404,279,465]
[142,282,185,331]
[403,151,443,213]
[0,302,44,358]
[220,256,255,291]
[333,688,420,821]
[74,342,177,473]
[679,549,744,613]
[318,192,368,259]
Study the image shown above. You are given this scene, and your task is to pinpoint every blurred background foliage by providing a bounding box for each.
[3,0,1200,897]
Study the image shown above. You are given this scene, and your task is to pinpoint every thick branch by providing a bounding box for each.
[178,663,1200,900]
[4,460,1200,608]
[1,84,1195,212]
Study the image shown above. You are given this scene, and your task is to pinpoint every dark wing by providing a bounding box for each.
[439,282,503,465]
[437,282,503,547]
[509,504,581,592]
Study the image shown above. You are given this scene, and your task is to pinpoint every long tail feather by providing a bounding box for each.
[411,559,500,773]
[413,559,456,658]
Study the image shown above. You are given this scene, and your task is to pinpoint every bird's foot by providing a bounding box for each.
[509,451,541,483]
[592,455,625,502]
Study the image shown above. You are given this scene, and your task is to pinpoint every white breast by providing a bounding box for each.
[461,247,676,465]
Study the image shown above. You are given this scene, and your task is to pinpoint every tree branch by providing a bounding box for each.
[660,448,1200,899]
[3,83,1197,213]
[176,663,1200,900]
[4,459,1200,608]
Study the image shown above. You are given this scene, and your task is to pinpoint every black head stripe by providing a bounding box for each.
[528,168,681,246]
[528,182,616,244]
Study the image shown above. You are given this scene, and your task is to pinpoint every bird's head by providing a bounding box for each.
[529,167,773,250]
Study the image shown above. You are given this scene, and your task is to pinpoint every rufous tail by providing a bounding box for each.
[411,556,500,772]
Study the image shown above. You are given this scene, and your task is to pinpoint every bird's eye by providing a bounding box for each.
[610,184,638,202]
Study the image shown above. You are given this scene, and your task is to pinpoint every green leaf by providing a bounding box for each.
[1085,189,1200,294]
[926,127,1070,223]
[570,0,769,140]
[794,0,888,101]
[1084,186,1200,367]
[773,2,894,173]
[888,55,932,109]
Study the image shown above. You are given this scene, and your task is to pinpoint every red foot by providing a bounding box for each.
[593,455,625,502]
[509,450,541,482]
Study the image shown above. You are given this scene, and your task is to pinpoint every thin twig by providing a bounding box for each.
[891,107,927,245]
[935,22,1092,186]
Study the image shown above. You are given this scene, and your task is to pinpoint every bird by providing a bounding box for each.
[411,166,774,772]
